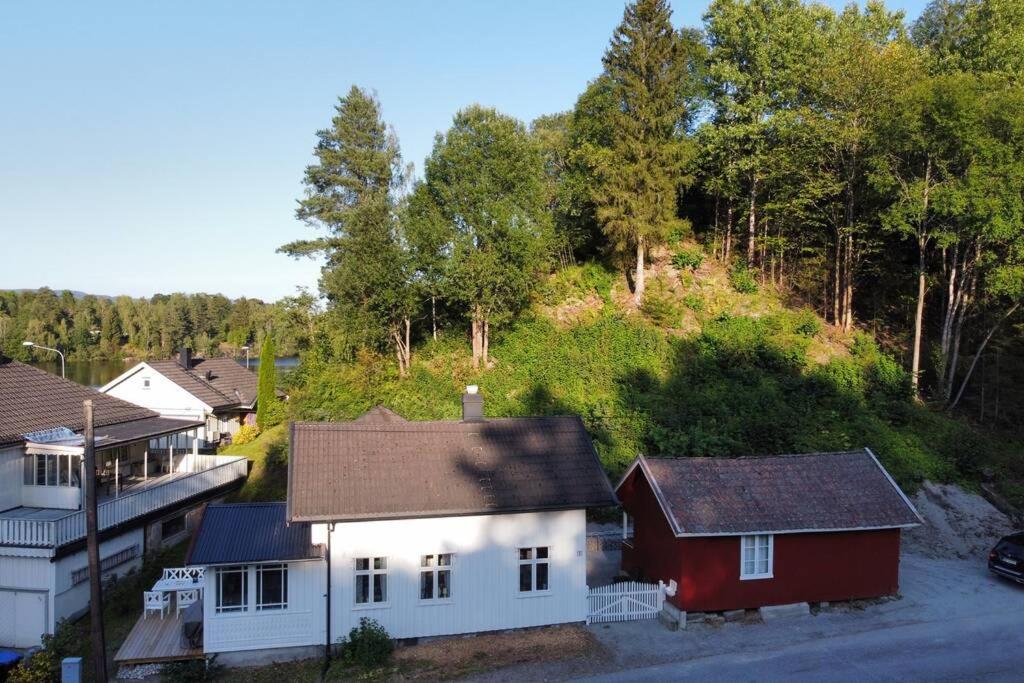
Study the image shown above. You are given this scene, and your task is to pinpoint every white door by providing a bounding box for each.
[0,590,48,648]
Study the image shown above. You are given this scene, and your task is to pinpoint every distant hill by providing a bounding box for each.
[6,288,114,300]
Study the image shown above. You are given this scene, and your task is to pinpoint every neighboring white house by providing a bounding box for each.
[101,348,261,448]
[185,391,616,663]
[0,358,249,648]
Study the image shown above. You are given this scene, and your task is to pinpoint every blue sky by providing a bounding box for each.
[0,0,930,301]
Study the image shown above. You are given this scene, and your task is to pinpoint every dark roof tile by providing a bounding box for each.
[630,449,922,535]
[288,414,617,522]
[0,359,158,447]
[148,357,259,410]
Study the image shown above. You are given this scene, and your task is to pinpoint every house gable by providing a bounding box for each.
[102,362,214,416]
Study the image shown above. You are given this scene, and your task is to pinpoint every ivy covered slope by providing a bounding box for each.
[288,254,1024,504]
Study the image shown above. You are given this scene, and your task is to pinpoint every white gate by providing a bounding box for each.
[586,580,666,624]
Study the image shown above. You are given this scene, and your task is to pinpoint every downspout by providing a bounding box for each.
[323,522,335,668]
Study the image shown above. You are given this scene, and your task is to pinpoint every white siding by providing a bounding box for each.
[0,445,23,511]
[0,551,54,648]
[103,365,211,437]
[53,528,144,625]
[202,560,326,654]
[324,509,588,641]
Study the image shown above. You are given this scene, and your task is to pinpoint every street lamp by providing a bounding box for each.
[241,345,250,370]
[23,340,66,379]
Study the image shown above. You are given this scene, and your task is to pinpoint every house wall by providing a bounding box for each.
[677,529,903,612]
[52,528,145,626]
[103,365,212,438]
[202,560,327,654]
[616,465,682,586]
[0,549,52,648]
[619,463,904,613]
[0,445,24,511]
[320,509,588,641]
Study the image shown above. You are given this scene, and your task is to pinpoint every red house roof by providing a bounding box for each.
[619,449,922,536]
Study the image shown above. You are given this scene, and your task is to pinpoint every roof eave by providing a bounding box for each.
[673,522,922,538]
[289,501,616,525]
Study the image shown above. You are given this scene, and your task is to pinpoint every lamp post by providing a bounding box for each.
[23,340,65,379]
[241,345,250,369]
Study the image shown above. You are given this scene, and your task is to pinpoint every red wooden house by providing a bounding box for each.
[617,449,922,613]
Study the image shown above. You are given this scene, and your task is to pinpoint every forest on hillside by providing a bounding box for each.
[0,288,317,361]
[279,0,1024,427]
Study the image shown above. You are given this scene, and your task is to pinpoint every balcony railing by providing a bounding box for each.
[0,455,248,549]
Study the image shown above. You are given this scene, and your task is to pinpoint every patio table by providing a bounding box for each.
[151,575,205,601]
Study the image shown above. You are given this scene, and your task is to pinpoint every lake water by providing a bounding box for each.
[30,356,300,388]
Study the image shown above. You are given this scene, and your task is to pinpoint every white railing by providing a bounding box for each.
[0,455,248,549]
[586,580,668,624]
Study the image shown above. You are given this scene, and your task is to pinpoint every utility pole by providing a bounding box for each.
[84,400,108,682]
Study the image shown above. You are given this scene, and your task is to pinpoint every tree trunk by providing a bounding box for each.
[431,295,437,341]
[471,309,481,370]
[949,302,1021,411]
[724,203,733,262]
[712,195,720,260]
[634,236,646,305]
[746,176,757,267]
[910,158,931,398]
[842,231,854,332]
[482,318,489,367]
[833,229,842,326]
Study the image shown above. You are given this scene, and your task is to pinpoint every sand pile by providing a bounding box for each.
[902,481,1016,560]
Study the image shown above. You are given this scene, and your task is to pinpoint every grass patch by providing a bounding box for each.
[220,424,289,502]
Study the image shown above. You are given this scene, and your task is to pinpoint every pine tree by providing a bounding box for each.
[596,0,691,305]
[280,86,414,375]
[255,334,276,430]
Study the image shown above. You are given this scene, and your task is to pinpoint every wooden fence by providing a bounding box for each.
[586,580,667,624]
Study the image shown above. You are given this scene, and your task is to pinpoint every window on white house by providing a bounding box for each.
[256,564,288,610]
[24,453,81,487]
[142,377,151,389]
[354,557,387,604]
[420,554,453,601]
[518,547,549,593]
[740,535,773,579]
[216,565,248,613]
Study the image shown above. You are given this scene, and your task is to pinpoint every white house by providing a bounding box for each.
[0,358,249,648]
[100,348,261,448]
[184,391,616,663]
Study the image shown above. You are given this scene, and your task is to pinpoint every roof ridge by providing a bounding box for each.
[650,450,865,462]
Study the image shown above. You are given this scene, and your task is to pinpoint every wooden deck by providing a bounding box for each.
[114,612,204,664]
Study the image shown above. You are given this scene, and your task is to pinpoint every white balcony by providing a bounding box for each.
[0,454,248,549]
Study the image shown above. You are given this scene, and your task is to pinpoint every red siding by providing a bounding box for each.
[619,465,903,613]
[617,465,682,587]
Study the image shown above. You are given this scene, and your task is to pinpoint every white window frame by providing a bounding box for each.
[740,534,773,580]
[419,553,454,602]
[256,564,288,611]
[215,565,249,613]
[517,546,550,594]
[354,556,388,606]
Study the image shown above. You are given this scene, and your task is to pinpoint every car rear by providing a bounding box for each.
[989,533,1024,583]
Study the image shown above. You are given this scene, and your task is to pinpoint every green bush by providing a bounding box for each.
[163,656,223,683]
[642,279,683,327]
[538,262,616,305]
[792,309,822,337]
[338,617,393,668]
[683,293,705,312]
[232,424,261,445]
[729,266,759,294]
[7,620,82,683]
[672,247,705,272]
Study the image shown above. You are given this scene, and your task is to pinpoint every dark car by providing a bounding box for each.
[989,532,1024,584]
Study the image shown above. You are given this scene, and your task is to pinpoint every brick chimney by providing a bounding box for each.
[461,385,483,422]
[178,347,192,369]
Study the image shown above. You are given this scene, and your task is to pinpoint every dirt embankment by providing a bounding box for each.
[903,481,1016,560]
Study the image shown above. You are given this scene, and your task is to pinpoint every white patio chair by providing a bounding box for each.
[176,589,199,617]
[144,591,170,619]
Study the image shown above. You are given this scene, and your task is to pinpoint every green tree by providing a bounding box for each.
[280,86,415,374]
[418,105,552,369]
[256,334,277,430]
[595,0,693,304]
